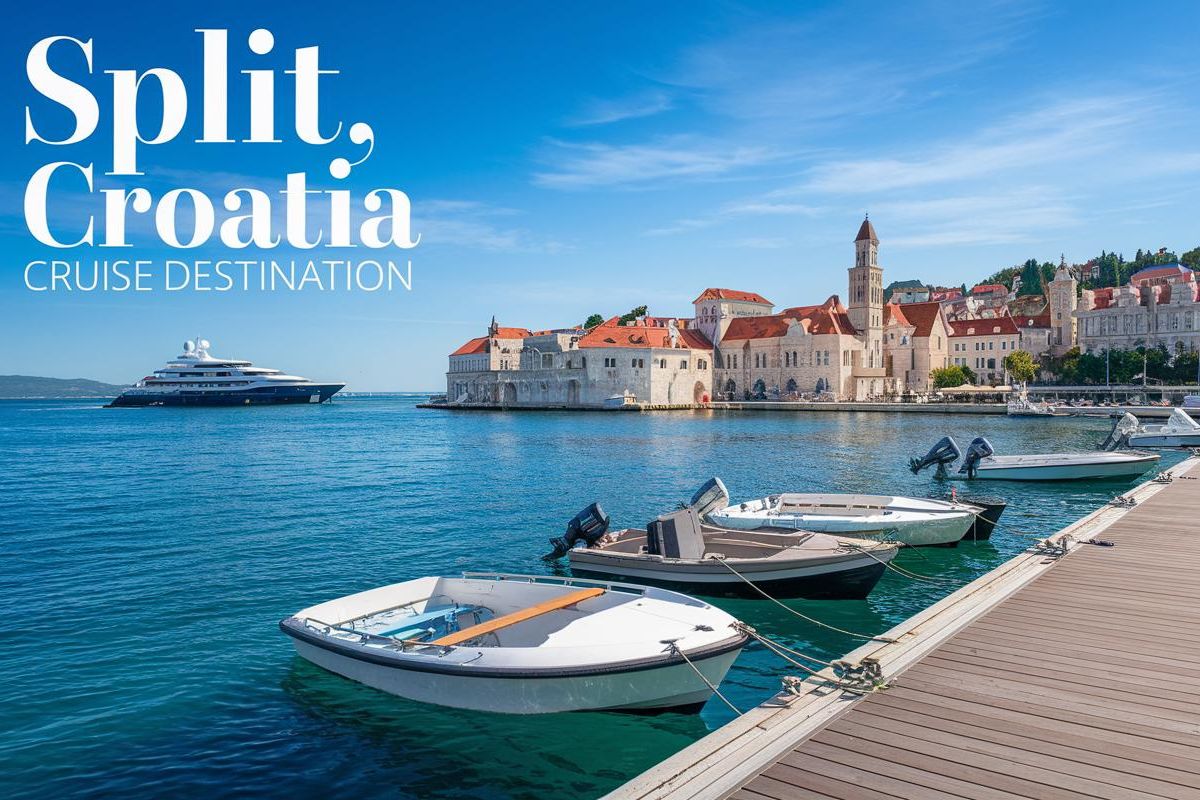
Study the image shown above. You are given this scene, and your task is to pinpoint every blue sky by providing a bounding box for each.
[3,0,1198,389]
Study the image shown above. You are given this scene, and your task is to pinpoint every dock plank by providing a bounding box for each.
[727,468,1200,799]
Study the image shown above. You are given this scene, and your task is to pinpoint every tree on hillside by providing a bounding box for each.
[1003,350,1038,384]
[583,314,604,329]
[618,305,648,325]
[1180,247,1200,269]
[1017,259,1044,296]
[931,364,976,389]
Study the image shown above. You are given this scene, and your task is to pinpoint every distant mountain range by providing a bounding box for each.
[0,375,127,399]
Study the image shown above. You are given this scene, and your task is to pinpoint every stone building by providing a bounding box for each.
[1077,264,1200,355]
[948,316,1021,384]
[445,316,712,408]
[692,288,774,346]
[1012,312,1053,357]
[883,301,950,393]
[1047,257,1078,356]
[713,296,865,399]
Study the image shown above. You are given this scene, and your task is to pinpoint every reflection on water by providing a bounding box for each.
[0,398,1184,799]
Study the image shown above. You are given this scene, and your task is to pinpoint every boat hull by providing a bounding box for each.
[568,559,888,600]
[108,383,344,407]
[1128,433,1200,448]
[709,512,970,547]
[961,454,1159,481]
[284,625,745,714]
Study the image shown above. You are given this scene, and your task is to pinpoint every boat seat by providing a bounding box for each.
[648,508,706,560]
[376,605,479,640]
[431,587,605,647]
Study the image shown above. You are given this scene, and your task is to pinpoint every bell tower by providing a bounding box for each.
[848,215,884,365]
[1048,254,1077,356]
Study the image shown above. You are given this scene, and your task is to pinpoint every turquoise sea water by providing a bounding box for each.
[0,398,1184,799]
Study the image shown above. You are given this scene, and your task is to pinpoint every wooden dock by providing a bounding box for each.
[608,457,1200,800]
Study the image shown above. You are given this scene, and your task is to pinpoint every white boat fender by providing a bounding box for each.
[543,503,610,560]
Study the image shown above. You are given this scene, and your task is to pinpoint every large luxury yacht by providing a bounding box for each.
[107,339,344,407]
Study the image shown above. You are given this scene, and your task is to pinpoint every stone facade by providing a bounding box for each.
[883,301,949,393]
[1048,258,1078,356]
[948,317,1021,384]
[1077,264,1200,355]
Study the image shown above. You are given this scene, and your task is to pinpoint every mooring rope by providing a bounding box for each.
[709,555,896,642]
[840,542,960,585]
[664,639,742,716]
[735,623,889,696]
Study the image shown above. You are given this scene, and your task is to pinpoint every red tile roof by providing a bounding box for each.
[1012,313,1052,329]
[722,296,856,340]
[493,326,531,339]
[1089,287,1115,310]
[947,316,1020,337]
[450,336,489,356]
[885,301,943,337]
[693,288,773,305]
[971,284,1007,295]
[1131,264,1193,283]
[578,317,712,350]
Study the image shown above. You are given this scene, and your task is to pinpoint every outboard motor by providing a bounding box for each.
[543,502,610,560]
[909,436,962,477]
[1101,413,1139,451]
[687,477,730,519]
[959,437,995,479]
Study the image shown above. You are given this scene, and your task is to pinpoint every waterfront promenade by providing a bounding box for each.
[608,456,1200,800]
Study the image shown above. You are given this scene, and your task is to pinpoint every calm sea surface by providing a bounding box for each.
[0,397,1184,799]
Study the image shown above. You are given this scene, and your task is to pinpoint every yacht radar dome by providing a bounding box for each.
[183,340,195,353]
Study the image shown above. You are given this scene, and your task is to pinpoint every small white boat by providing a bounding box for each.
[696,478,975,547]
[1124,409,1200,448]
[1006,396,1066,417]
[281,573,747,715]
[911,436,1160,482]
[548,496,898,599]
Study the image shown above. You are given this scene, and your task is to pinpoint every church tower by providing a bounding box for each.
[848,216,884,366]
[1048,255,1077,356]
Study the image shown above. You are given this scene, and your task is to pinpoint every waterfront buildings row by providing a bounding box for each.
[445,217,1198,407]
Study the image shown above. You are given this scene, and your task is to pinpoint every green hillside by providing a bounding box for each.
[0,375,128,398]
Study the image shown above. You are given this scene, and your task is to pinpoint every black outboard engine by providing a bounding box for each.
[543,502,610,560]
[909,436,962,477]
[959,437,995,479]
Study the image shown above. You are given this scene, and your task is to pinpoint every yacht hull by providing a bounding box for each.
[108,383,344,407]
[1127,433,1200,448]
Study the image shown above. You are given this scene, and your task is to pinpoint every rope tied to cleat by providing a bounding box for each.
[735,623,890,696]
[710,555,896,642]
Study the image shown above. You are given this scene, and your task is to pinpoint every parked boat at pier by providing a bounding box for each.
[549,501,898,599]
[108,338,343,407]
[280,573,747,714]
[1120,409,1200,448]
[699,478,978,547]
[910,435,1160,481]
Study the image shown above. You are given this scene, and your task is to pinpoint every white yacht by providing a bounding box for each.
[108,338,344,407]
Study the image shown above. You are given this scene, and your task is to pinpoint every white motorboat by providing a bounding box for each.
[280,572,747,715]
[1006,396,1067,417]
[910,436,1160,482]
[1123,409,1200,448]
[694,478,976,547]
[546,496,898,599]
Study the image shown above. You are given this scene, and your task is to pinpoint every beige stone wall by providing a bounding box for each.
[949,327,1020,383]
[714,331,859,399]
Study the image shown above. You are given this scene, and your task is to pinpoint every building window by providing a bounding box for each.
[698,358,707,370]
[659,359,667,369]
[681,359,688,369]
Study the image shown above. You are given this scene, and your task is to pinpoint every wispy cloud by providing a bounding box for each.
[876,189,1078,247]
[803,95,1146,194]
[645,196,822,236]
[533,136,784,189]
[568,90,674,126]
[414,200,569,253]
